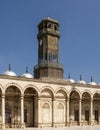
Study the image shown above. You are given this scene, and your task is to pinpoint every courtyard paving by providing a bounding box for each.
[6,125,100,130]
[25,126,100,130]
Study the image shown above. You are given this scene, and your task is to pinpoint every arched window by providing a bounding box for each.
[54,25,58,31]
[47,23,52,29]
[44,23,47,29]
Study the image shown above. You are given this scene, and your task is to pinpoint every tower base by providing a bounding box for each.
[34,63,63,79]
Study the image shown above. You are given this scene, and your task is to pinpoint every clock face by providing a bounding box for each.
[40,39,42,46]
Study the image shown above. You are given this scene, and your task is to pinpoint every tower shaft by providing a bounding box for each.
[34,17,63,79]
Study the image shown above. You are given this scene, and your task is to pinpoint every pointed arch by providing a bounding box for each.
[23,84,40,96]
[40,86,54,98]
[81,89,92,99]
[93,91,100,96]
[4,82,22,94]
[55,87,68,96]
[93,92,100,100]
[69,88,81,99]
[55,87,68,99]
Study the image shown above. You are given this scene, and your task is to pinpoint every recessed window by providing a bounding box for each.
[47,23,52,29]
[54,25,58,30]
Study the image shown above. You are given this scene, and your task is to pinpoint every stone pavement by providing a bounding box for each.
[6,126,100,130]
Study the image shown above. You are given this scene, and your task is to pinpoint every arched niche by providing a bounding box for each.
[40,88,53,127]
[56,103,64,123]
[42,103,51,123]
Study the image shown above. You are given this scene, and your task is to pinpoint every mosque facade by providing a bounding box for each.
[0,18,100,129]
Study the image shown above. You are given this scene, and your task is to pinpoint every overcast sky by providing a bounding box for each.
[0,0,100,83]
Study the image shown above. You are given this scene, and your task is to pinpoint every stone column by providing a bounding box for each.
[90,98,93,125]
[52,98,55,127]
[79,98,82,126]
[21,95,24,128]
[2,94,5,129]
[38,98,41,128]
[66,98,69,126]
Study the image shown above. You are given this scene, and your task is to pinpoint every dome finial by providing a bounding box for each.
[22,67,33,78]
[77,75,86,84]
[89,76,96,85]
[91,76,93,82]
[68,73,70,79]
[4,64,17,76]
[26,67,28,73]
[8,64,11,71]
[80,75,82,81]
[67,73,75,83]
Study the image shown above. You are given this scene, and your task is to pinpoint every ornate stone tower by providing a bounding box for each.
[34,17,63,79]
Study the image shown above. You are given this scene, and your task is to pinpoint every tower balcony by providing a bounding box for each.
[34,62,63,70]
[34,61,63,79]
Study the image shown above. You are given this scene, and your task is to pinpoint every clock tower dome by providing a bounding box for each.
[34,17,63,79]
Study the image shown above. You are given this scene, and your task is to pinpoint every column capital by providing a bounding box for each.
[38,96,44,100]
[38,97,41,100]
[2,94,5,98]
[21,94,24,99]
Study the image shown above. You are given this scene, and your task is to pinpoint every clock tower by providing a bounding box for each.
[34,17,63,79]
